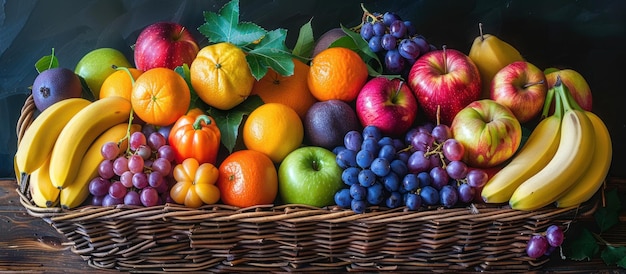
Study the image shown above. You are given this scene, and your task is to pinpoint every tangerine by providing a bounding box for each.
[250,58,317,119]
[131,67,190,126]
[190,42,255,110]
[216,149,278,208]
[99,67,143,101]
[307,47,369,102]
[243,103,303,163]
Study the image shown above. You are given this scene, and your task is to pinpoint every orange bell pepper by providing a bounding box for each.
[170,158,220,208]
[168,108,221,165]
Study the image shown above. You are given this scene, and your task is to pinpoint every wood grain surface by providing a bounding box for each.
[1,178,623,273]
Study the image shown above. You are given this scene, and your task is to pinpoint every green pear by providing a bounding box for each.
[74,48,132,98]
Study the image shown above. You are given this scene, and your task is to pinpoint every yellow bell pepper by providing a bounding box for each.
[170,158,220,208]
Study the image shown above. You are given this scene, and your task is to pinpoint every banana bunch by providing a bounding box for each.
[15,96,135,209]
[481,76,612,211]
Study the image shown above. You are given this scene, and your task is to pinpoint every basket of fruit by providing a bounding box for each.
[14,1,606,272]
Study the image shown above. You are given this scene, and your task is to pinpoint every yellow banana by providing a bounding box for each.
[49,96,132,189]
[60,122,140,209]
[15,98,91,175]
[555,111,612,208]
[481,114,561,203]
[29,158,60,208]
[509,108,595,211]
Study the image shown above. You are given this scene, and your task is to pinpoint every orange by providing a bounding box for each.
[243,103,303,163]
[190,42,255,110]
[131,67,190,126]
[307,47,369,102]
[216,149,278,208]
[99,67,143,101]
[250,59,317,119]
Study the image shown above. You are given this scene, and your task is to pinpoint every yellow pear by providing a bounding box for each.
[469,23,525,99]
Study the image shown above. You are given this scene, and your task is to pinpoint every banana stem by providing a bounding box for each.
[541,86,555,119]
[556,75,575,113]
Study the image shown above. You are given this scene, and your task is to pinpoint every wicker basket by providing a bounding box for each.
[15,94,596,272]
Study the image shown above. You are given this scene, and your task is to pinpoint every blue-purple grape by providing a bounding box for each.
[389,20,407,38]
[431,124,452,143]
[398,39,420,60]
[390,159,408,178]
[413,36,430,55]
[457,183,475,203]
[372,21,386,36]
[351,199,367,213]
[366,182,384,205]
[405,193,421,210]
[356,149,375,169]
[358,169,376,187]
[411,131,435,152]
[382,172,400,192]
[334,188,352,208]
[361,138,380,155]
[383,12,401,26]
[417,171,432,188]
[371,157,391,177]
[362,125,382,141]
[420,185,439,206]
[102,194,124,207]
[378,144,396,162]
[368,35,383,52]
[403,173,419,192]
[344,130,363,151]
[360,22,374,41]
[342,167,360,186]
[381,33,397,51]
[384,49,404,73]
[442,138,465,162]
[336,148,357,169]
[350,184,367,200]
[404,21,416,36]
[386,191,402,208]
[440,185,458,208]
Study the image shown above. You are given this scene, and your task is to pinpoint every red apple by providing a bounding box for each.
[408,47,481,126]
[134,22,200,71]
[451,99,522,168]
[356,77,419,137]
[545,68,592,112]
[490,61,547,123]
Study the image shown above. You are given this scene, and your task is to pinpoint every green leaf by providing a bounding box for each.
[175,64,208,111]
[292,18,315,60]
[618,255,626,269]
[595,189,622,232]
[35,48,59,73]
[206,95,264,153]
[601,245,626,266]
[198,0,266,47]
[563,228,600,261]
[247,29,294,79]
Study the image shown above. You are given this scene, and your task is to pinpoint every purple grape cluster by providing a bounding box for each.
[359,11,435,75]
[526,225,565,258]
[333,123,488,213]
[89,130,176,207]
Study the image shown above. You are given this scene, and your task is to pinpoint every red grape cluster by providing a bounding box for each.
[333,123,489,213]
[89,130,176,207]
[526,225,565,258]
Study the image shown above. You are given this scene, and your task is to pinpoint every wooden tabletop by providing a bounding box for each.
[1,178,623,273]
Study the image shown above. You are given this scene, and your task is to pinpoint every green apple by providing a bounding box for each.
[278,146,344,207]
[74,48,132,99]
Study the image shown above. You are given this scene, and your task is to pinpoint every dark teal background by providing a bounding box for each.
[1,0,625,178]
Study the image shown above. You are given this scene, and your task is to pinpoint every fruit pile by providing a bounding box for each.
[14,0,611,260]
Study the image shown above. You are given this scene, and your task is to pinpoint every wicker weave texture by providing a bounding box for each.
[15,94,594,272]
